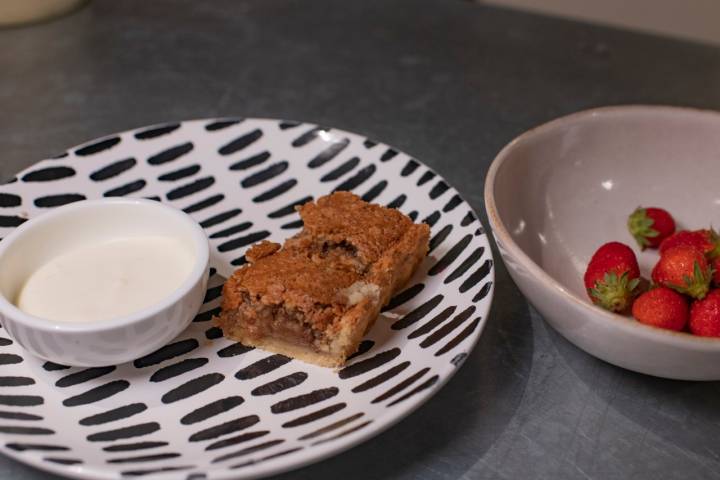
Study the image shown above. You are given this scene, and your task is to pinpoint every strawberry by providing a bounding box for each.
[659,229,720,258]
[584,242,641,312]
[627,207,675,250]
[689,290,720,337]
[713,257,720,287]
[652,245,712,299]
[631,287,688,331]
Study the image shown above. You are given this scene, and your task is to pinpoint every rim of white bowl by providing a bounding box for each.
[0,197,210,333]
[485,104,720,349]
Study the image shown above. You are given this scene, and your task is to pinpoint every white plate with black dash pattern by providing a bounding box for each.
[0,118,494,480]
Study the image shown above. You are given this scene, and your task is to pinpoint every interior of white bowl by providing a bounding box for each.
[492,106,720,300]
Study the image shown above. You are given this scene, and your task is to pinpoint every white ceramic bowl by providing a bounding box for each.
[0,198,209,366]
[485,105,720,381]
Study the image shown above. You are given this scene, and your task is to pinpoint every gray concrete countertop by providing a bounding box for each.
[2,1,720,479]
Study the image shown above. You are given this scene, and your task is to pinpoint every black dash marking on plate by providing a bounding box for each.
[207,430,269,451]
[0,193,21,207]
[401,159,419,176]
[183,194,224,214]
[51,152,68,159]
[298,413,365,440]
[320,157,359,182]
[194,306,221,322]
[473,282,493,302]
[150,358,208,383]
[279,120,300,130]
[436,317,481,356]
[257,447,303,463]
[380,148,398,162]
[387,375,439,406]
[451,352,468,366]
[372,368,430,404]
[55,366,116,388]
[382,283,424,312]
[307,138,350,168]
[0,411,41,421]
[229,151,271,171]
[429,180,449,199]
[363,139,378,148]
[134,124,180,140]
[253,179,297,202]
[158,164,201,182]
[292,127,322,147]
[209,222,252,239]
[104,179,146,197]
[475,226,485,235]
[270,387,339,414]
[219,129,263,155]
[417,171,436,186]
[445,247,485,284]
[103,441,168,452]
[200,209,241,228]
[43,457,83,465]
[281,403,346,428]
[310,421,372,446]
[408,306,456,340]
[386,194,406,209]
[75,137,121,156]
[205,327,223,340]
[408,211,418,221]
[351,361,411,393]
[0,395,43,407]
[79,403,147,426]
[87,422,160,442]
[90,158,137,181]
[209,267,217,277]
[120,466,194,476]
[391,294,443,330]
[145,196,161,202]
[0,216,26,227]
[134,339,199,368]
[206,119,242,131]
[0,426,53,435]
[212,439,284,464]
[346,340,374,361]
[34,193,86,208]
[420,306,476,348]
[181,396,245,426]
[423,211,440,227]
[0,337,11,346]
[333,164,376,192]
[6,443,68,452]
[241,161,288,188]
[459,259,493,293]
[235,354,291,381]
[338,348,401,379]
[217,342,254,358]
[428,234,472,276]
[203,285,223,303]
[461,211,476,226]
[148,142,194,165]
[443,194,462,212]
[189,415,259,442]
[0,377,34,387]
[281,219,303,230]
[217,231,271,252]
[251,372,307,396]
[429,224,453,253]
[268,196,313,218]
[361,180,387,202]
[166,176,215,201]
[63,380,129,407]
[42,361,68,371]
[161,373,224,404]
[107,452,181,464]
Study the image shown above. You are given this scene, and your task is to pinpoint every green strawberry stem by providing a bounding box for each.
[669,260,712,299]
[627,207,659,250]
[589,271,640,312]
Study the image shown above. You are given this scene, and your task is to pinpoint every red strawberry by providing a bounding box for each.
[584,242,641,312]
[659,229,720,258]
[689,290,720,337]
[652,245,711,299]
[627,207,675,250]
[631,287,688,331]
[713,257,720,287]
